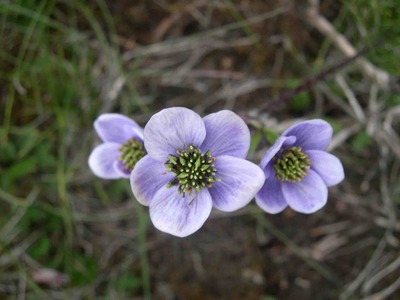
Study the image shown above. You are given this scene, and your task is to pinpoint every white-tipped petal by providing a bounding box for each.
[150,187,212,237]
[144,107,206,161]
[210,156,265,212]
[201,110,250,158]
[94,113,144,144]
[130,155,174,206]
[88,143,121,179]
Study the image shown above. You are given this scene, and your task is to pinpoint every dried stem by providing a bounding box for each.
[305,5,390,89]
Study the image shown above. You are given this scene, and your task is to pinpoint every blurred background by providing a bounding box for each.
[1,0,399,299]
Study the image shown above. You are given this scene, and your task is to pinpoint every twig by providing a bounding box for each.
[257,214,341,285]
[362,277,400,300]
[335,75,366,123]
[317,83,354,117]
[259,44,370,113]
[328,123,362,151]
[366,84,381,137]
[123,5,290,60]
[340,237,387,299]
[305,6,390,89]
[362,256,400,295]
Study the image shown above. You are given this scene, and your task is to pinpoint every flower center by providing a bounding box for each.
[165,145,219,195]
[273,146,311,182]
[118,138,145,172]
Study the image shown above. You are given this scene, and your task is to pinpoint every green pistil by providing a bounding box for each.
[118,139,145,172]
[273,146,311,182]
[165,145,219,195]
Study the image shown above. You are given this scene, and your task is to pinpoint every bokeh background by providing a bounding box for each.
[1,0,400,299]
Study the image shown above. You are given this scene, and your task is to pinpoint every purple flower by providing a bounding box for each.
[88,114,145,179]
[255,120,344,214]
[130,107,265,237]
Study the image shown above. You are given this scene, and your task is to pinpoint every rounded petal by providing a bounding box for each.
[130,155,174,206]
[255,173,288,214]
[305,150,344,187]
[282,170,328,214]
[88,143,121,179]
[149,187,212,237]
[209,156,265,212]
[94,113,144,144]
[260,136,296,177]
[282,119,333,151]
[113,160,131,178]
[200,110,250,158]
[144,107,206,161]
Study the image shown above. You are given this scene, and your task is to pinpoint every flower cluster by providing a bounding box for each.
[89,108,344,237]
[131,108,264,237]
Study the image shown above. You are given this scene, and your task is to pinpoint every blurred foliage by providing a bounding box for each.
[264,129,279,145]
[114,270,141,295]
[350,130,374,153]
[340,0,400,73]
[387,94,400,107]
[0,0,147,296]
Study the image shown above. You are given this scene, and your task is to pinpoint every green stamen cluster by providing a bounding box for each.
[165,145,219,195]
[118,139,145,172]
[273,146,311,182]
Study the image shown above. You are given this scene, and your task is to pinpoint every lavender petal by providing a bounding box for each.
[255,170,288,214]
[94,113,144,144]
[88,143,121,179]
[144,107,206,161]
[282,119,333,151]
[130,155,174,206]
[282,170,328,213]
[209,155,265,212]
[113,160,132,178]
[149,187,212,237]
[306,150,344,187]
[200,110,250,158]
